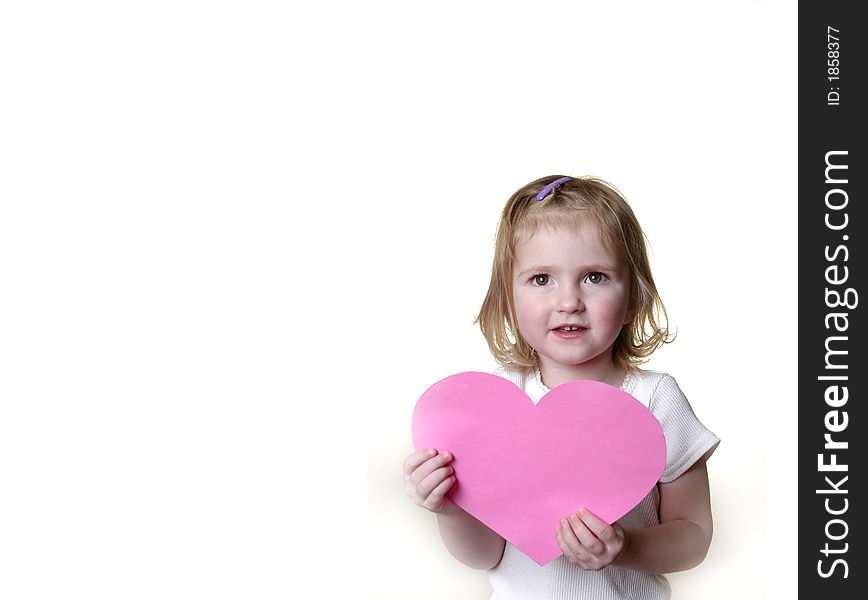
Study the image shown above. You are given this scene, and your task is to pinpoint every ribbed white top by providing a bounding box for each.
[487,366,720,600]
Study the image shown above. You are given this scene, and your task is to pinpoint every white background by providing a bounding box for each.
[1,1,795,598]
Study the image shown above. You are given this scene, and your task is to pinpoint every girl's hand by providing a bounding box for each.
[403,448,460,514]
[556,508,628,570]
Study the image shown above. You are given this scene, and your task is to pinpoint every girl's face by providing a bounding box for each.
[512,223,634,383]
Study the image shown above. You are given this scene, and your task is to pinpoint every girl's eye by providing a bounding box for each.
[585,272,609,284]
[531,274,551,286]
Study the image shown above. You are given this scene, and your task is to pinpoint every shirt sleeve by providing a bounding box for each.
[650,374,720,483]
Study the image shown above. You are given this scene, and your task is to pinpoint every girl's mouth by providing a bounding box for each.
[552,326,587,338]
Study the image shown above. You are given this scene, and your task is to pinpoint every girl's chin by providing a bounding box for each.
[537,348,612,368]
[539,355,600,368]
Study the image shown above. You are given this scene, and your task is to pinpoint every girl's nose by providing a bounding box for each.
[558,288,585,312]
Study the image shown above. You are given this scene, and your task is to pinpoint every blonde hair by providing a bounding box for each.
[475,175,673,371]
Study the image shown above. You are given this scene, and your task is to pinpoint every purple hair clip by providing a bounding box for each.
[535,176,573,201]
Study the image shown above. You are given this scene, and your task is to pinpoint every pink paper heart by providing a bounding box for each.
[412,371,666,565]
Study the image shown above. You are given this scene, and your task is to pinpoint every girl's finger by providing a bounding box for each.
[408,451,453,484]
[555,528,569,553]
[556,529,577,563]
[417,465,454,499]
[578,508,617,544]
[402,449,437,477]
[568,512,605,555]
[424,473,456,509]
[558,519,586,559]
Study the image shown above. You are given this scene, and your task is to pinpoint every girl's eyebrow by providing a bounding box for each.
[516,264,618,277]
[516,265,556,277]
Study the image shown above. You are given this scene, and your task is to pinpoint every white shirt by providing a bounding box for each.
[487,366,720,600]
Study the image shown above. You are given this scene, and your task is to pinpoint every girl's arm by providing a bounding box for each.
[404,449,506,570]
[436,508,506,570]
[614,456,713,573]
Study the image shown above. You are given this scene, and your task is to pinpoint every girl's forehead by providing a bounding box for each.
[512,223,628,272]
[515,222,617,254]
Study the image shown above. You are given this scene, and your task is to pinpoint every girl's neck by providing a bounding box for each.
[537,355,626,389]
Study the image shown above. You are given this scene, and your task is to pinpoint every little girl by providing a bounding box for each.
[403,175,720,599]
